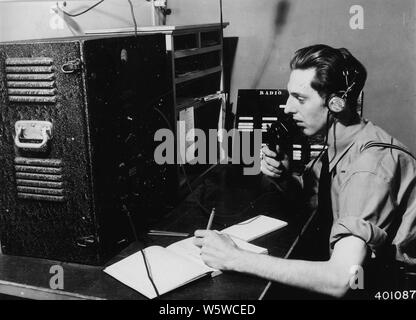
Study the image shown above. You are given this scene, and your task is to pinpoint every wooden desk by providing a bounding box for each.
[0,166,312,300]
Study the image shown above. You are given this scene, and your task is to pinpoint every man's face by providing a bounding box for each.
[284,68,329,136]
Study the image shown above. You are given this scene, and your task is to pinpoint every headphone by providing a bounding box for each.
[326,68,359,113]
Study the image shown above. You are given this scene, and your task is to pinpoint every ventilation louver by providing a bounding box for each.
[14,157,65,202]
[5,57,57,104]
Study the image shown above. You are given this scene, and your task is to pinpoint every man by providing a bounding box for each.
[193,44,416,298]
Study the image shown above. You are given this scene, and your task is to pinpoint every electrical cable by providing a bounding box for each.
[60,0,138,37]
[218,0,227,101]
[127,0,138,36]
[60,0,105,17]
[363,141,416,161]
[139,249,160,297]
[121,204,138,242]
[329,118,337,164]
[306,111,330,173]
[122,203,160,297]
[219,0,224,46]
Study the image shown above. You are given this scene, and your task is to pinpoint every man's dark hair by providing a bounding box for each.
[290,44,367,110]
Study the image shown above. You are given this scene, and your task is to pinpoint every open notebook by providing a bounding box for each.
[103,236,266,299]
[103,215,287,299]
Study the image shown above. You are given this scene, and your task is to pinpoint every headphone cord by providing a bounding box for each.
[306,111,330,173]
[363,141,416,161]
[329,119,337,164]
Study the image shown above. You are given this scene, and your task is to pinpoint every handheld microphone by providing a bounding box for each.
[263,116,296,160]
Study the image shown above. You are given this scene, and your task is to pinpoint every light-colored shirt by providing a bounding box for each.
[303,119,416,264]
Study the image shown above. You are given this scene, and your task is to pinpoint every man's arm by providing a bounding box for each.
[194,231,368,298]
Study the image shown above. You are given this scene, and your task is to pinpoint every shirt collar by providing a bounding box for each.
[326,119,366,172]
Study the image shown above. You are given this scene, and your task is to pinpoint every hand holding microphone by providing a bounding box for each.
[260,120,292,179]
[260,144,290,179]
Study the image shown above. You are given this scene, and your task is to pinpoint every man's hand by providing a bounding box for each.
[260,145,290,179]
[193,230,240,271]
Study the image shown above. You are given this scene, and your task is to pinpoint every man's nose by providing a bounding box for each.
[284,96,296,114]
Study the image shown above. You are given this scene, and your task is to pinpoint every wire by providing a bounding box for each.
[60,0,138,36]
[122,201,160,297]
[363,142,416,161]
[121,204,138,241]
[139,249,160,298]
[329,119,337,164]
[60,0,105,17]
[127,0,138,36]
[218,0,227,102]
[306,111,330,173]
[219,0,224,43]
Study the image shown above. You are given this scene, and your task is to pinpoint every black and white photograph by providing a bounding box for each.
[0,0,415,309]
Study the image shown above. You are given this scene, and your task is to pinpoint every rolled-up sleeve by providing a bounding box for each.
[330,171,393,253]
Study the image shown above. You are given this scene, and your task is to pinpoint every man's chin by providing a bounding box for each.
[301,127,314,136]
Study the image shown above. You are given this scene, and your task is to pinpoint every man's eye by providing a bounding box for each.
[297,97,305,103]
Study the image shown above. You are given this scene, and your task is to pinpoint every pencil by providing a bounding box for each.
[147,230,189,237]
[206,208,215,230]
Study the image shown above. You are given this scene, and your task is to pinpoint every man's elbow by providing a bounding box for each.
[329,280,350,299]
[326,268,355,298]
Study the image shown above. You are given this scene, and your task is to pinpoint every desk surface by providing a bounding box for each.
[0,166,311,300]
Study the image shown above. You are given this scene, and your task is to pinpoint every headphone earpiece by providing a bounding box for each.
[326,68,358,114]
[327,94,347,113]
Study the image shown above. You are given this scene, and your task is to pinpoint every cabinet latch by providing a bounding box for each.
[61,58,82,74]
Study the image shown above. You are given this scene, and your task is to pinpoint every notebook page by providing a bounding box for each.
[103,245,212,299]
[221,215,288,241]
[166,237,217,271]
[167,235,268,266]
